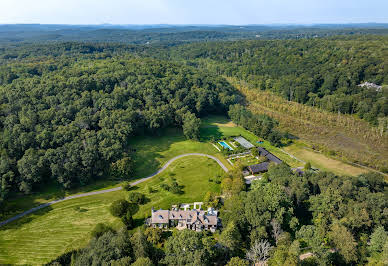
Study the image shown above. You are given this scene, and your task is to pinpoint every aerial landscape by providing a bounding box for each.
[0,0,387,265]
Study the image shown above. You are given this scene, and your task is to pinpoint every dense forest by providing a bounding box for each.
[47,165,388,266]
[0,53,239,204]
[163,36,388,126]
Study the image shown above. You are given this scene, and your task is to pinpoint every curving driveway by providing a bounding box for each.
[0,153,228,227]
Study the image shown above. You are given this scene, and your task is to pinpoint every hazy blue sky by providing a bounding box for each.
[1,0,387,25]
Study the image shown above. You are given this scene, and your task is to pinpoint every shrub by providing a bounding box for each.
[128,192,146,204]
[169,181,183,194]
[122,181,132,191]
[146,185,154,193]
[304,162,312,171]
[160,183,170,191]
[109,199,130,217]
[91,223,115,238]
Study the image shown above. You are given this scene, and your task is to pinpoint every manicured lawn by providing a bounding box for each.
[0,156,222,265]
[284,142,368,176]
[128,127,229,178]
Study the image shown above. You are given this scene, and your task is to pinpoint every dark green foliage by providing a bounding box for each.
[182,112,201,140]
[226,257,249,266]
[121,211,134,229]
[130,230,152,261]
[109,199,130,218]
[144,227,163,245]
[162,230,210,266]
[122,181,133,191]
[228,104,282,146]
[91,223,115,238]
[72,230,133,266]
[128,192,146,205]
[131,257,153,266]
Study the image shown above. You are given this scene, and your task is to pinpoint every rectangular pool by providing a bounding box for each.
[218,141,234,150]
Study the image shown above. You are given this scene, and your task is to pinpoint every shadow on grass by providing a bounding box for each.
[199,126,223,142]
[133,218,147,228]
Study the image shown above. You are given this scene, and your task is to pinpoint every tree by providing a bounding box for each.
[121,211,134,229]
[369,226,388,254]
[182,112,201,140]
[144,227,163,245]
[111,157,133,179]
[91,223,115,238]
[226,257,249,266]
[328,223,357,263]
[131,257,153,266]
[130,230,151,260]
[246,240,273,265]
[109,199,130,218]
[162,230,209,266]
[17,148,43,193]
[73,230,133,266]
[304,162,311,171]
[128,192,146,205]
[219,221,242,253]
[271,219,283,245]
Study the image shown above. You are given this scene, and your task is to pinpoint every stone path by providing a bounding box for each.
[0,153,228,227]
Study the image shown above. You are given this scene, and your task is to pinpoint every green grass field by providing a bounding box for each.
[0,156,222,265]
[284,141,368,176]
[128,127,229,178]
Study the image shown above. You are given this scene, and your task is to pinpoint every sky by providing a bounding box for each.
[0,0,387,25]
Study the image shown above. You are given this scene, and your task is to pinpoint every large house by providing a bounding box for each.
[247,147,283,174]
[147,204,220,232]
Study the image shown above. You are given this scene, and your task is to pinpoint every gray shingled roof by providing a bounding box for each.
[248,162,270,173]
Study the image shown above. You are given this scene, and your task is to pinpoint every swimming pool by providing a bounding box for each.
[218,141,234,150]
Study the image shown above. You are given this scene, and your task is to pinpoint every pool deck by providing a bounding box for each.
[218,141,234,150]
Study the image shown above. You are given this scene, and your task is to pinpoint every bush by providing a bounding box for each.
[169,181,183,194]
[109,199,130,217]
[128,192,146,204]
[91,223,115,238]
[146,185,154,193]
[160,183,170,191]
[122,181,132,191]
[304,162,312,171]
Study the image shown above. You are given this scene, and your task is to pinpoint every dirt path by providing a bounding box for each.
[0,153,228,227]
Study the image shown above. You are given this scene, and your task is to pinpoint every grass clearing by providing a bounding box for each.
[284,142,368,176]
[0,156,222,265]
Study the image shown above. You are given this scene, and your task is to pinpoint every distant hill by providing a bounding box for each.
[1,24,388,45]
